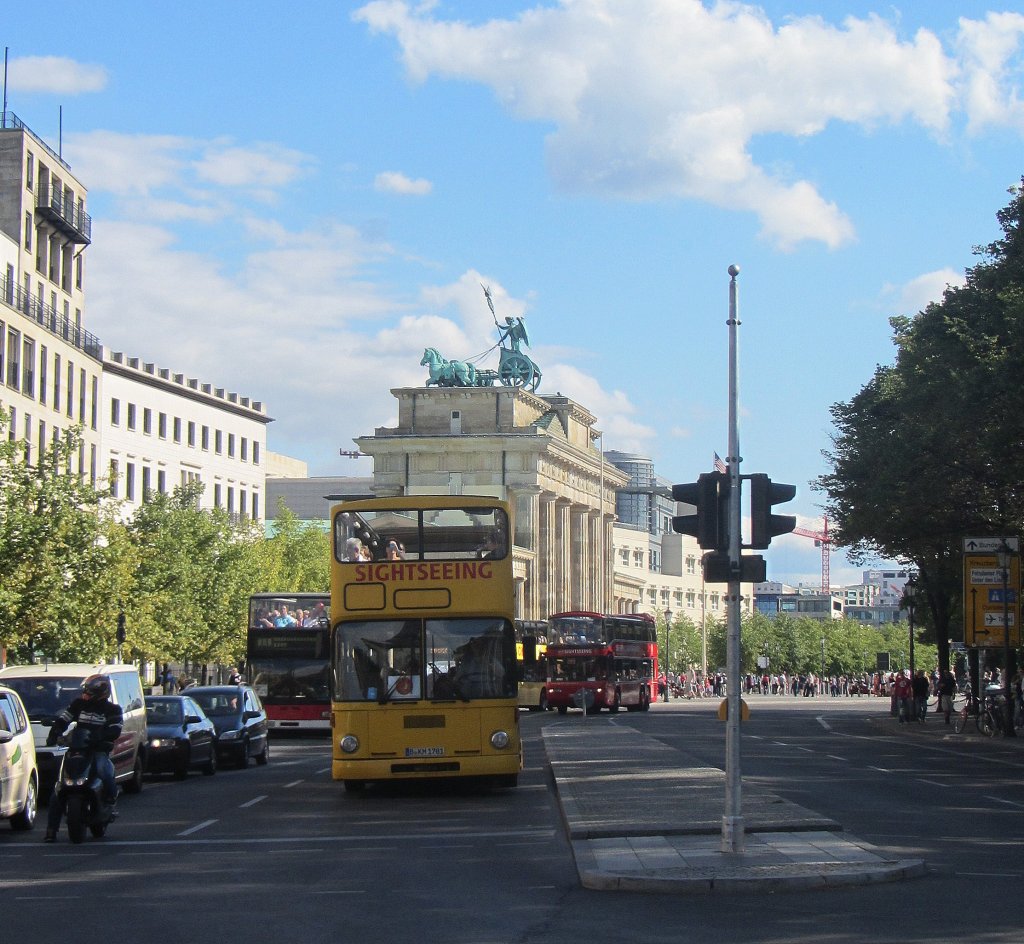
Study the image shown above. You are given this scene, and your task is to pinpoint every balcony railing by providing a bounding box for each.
[37,185,92,245]
[0,276,102,361]
[0,110,72,171]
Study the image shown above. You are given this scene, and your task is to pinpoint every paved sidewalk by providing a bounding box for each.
[542,723,926,894]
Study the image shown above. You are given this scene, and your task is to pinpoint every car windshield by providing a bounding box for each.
[0,676,84,723]
[189,691,241,717]
[146,699,184,724]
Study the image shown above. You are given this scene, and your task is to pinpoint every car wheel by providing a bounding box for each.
[202,748,217,776]
[10,775,38,831]
[255,739,269,766]
[123,754,144,794]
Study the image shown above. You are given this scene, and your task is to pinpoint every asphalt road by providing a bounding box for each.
[3,698,1023,944]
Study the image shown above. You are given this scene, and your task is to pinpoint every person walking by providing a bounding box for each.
[911,669,930,722]
[892,671,913,723]
[937,669,957,725]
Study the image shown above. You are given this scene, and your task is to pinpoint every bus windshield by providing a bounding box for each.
[334,617,515,702]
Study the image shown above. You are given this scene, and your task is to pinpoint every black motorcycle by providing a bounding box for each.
[53,725,117,844]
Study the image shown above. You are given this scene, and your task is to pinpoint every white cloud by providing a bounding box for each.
[881,267,966,315]
[374,171,433,195]
[8,55,107,94]
[355,1,1024,249]
[956,12,1024,132]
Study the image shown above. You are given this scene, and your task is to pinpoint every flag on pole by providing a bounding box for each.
[713,452,727,473]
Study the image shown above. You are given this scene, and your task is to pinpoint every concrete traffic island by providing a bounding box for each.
[542,724,926,894]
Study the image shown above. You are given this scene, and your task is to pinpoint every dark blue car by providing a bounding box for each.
[185,685,269,768]
[144,695,217,778]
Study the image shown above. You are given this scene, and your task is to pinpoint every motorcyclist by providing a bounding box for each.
[43,674,123,842]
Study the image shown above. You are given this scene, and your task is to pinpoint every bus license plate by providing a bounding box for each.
[405,747,444,757]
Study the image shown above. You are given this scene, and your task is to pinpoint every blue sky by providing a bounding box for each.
[4,1,1023,586]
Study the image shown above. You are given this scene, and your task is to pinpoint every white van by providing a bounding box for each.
[0,663,148,799]
[0,685,38,829]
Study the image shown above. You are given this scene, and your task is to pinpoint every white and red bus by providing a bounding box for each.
[547,611,659,702]
[246,593,331,732]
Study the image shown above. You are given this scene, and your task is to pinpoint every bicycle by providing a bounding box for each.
[953,685,1004,736]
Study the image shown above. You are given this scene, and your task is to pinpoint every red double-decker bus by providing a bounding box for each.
[544,611,657,713]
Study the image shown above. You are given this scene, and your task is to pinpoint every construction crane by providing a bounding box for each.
[792,517,833,592]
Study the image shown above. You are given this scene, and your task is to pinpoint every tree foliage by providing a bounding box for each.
[0,425,329,674]
[816,181,1024,670]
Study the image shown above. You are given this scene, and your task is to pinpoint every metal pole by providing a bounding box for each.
[663,609,672,702]
[1000,543,1016,737]
[723,264,744,853]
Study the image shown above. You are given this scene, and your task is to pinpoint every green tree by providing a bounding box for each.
[259,499,330,592]
[817,181,1024,671]
[126,483,265,671]
[0,418,133,662]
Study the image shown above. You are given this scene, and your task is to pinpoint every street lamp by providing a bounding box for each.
[904,573,917,678]
[663,609,673,703]
[996,542,1016,738]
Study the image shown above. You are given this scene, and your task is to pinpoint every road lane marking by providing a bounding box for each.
[826,755,847,762]
[12,827,556,850]
[284,780,304,788]
[985,795,1024,808]
[917,779,948,788]
[240,795,268,808]
[178,819,217,836]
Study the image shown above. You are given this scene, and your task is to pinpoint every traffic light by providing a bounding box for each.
[116,611,127,644]
[748,474,796,548]
[671,472,729,551]
[703,552,767,584]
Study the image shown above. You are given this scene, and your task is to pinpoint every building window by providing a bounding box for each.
[240,437,248,461]
[75,254,82,290]
[143,407,152,435]
[78,367,86,422]
[22,337,35,397]
[26,152,34,190]
[125,462,135,501]
[253,442,260,466]
[227,486,234,514]
[201,426,209,450]
[65,362,74,418]
[90,377,98,430]
[251,492,259,520]
[24,212,32,250]
[127,403,136,430]
[213,483,221,507]
[142,466,151,502]
[53,353,60,412]
[158,412,167,439]
[187,421,196,447]
[173,416,181,443]
[157,469,166,494]
[7,328,21,389]
[240,488,247,518]
[214,429,222,454]
[111,398,120,425]
[109,459,119,498]
[227,433,235,457]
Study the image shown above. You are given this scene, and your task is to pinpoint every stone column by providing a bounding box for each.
[570,505,589,611]
[538,493,556,617]
[555,498,571,614]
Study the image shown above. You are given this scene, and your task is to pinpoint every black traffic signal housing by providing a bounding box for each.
[703,552,767,584]
[671,472,729,551]
[748,473,796,549]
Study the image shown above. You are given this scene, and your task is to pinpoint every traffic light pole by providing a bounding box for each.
[723,264,744,854]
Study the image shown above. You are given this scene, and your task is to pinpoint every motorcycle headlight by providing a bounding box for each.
[490,730,511,750]
[339,735,359,754]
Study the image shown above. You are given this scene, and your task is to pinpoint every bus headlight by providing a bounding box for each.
[490,730,511,750]
[339,735,360,754]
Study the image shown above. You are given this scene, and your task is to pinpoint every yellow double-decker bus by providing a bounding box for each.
[329,495,521,791]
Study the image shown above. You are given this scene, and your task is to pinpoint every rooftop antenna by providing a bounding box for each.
[3,47,8,126]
